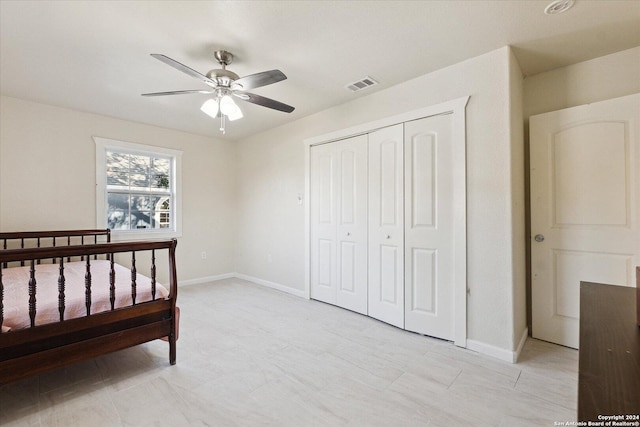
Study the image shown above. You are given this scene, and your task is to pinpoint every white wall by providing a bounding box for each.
[0,96,237,284]
[524,46,640,118]
[509,48,527,353]
[236,46,526,354]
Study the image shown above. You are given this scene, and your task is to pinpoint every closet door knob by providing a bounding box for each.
[386,235,391,239]
[346,232,351,236]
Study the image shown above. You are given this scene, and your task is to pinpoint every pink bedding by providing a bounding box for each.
[1,260,169,332]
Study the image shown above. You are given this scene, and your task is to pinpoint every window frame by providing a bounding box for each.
[94,136,183,240]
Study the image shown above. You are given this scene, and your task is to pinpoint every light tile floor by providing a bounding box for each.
[0,278,578,426]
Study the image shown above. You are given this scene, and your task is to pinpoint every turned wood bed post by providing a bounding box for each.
[93,234,100,260]
[168,238,178,365]
[151,249,157,300]
[85,258,92,316]
[58,258,66,321]
[0,267,4,331]
[131,252,137,305]
[106,229,112,262]
[109,255,116,310]
[28,260,36,327]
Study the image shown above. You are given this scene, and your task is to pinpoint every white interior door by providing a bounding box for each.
[404,114,456,340]
[310,136,368,313]
[530,93,640,349]
[310,142,337,305]
[336,135,368,314]
[368,124,405,328]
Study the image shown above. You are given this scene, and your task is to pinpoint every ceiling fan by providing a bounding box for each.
[142,50,294,133]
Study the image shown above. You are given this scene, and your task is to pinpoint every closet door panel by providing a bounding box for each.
[410,248,436,313]
[311,136,367,313]
[310,143,337,304]
[379,245,401,303]
[368,124,404,328]
[404,114,455,340]
[336,135,368,314]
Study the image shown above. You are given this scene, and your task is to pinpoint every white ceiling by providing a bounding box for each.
[1,0,639,141]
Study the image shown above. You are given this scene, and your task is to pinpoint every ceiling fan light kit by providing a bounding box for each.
[220,94,240,117]
[200,98,220,118]
[143,50,294,134]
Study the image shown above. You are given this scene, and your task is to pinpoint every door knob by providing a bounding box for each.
[534,234,545,242]
[346,232,351,236]
[386,235,391,239]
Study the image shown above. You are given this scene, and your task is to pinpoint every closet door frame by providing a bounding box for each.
[304,96,469,347]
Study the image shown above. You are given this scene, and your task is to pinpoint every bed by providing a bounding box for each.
[0,229,178,385]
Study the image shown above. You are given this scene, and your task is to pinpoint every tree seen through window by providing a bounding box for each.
[106,151,172,230]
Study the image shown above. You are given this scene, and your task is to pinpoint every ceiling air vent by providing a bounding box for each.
[544,0,574,15]
[346,76,378,93]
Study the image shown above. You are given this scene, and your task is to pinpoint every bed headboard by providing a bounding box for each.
[0,229,111,248]
[0,229,111,267]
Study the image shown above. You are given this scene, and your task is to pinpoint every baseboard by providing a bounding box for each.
[234,273,306,298]
[179,271,306,298]
[466,339,514,363]
[466,327,529,364]
[180,272,306,299]
[513,327,529,363]
[180,273,235,287]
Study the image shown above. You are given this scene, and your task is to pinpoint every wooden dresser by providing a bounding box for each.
[578,280,640,420]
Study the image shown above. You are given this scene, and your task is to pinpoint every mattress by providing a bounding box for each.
[1,260,169,332]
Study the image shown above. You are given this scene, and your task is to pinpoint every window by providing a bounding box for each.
[95,137,182,238]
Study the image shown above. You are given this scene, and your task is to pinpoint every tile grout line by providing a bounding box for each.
[446,369,463,389]
[513,369,522,389]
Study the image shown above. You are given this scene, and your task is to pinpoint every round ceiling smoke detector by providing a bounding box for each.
[544,0,575,15]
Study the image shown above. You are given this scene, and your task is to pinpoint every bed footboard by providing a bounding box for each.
[0,230,178,385]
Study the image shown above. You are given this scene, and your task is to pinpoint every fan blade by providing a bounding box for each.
[142,89,214,97]
[233,70,287,91]
[150,54,217,88]
[234,92,295,113]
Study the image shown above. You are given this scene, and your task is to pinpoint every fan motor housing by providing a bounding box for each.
[206,69,239,86]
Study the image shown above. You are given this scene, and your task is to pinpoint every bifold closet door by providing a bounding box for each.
[310,136,368,314]
[368,124,405,328]
[404,114,456,341]
[335,136,368,314]
[310,142,337,305]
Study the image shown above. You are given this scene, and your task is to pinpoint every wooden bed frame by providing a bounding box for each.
[0,229,178,385]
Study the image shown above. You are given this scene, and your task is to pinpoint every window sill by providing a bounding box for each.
[109,229,182,241]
